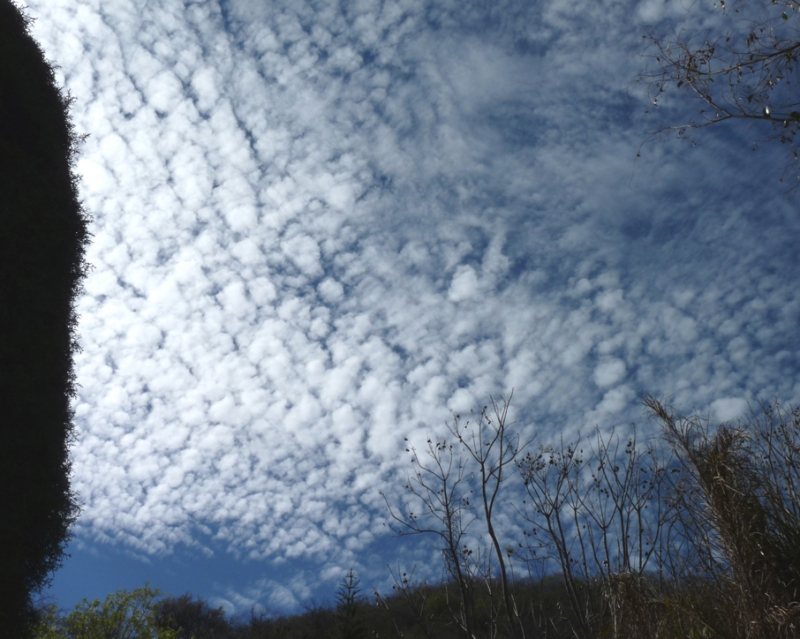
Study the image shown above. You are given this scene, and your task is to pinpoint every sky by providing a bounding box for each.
[17,0,800,617]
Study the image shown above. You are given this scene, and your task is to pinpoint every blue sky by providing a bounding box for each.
[19,0,800,616]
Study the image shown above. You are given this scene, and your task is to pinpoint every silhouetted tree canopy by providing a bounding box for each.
[0,1,90,636]
[154,594,230,639]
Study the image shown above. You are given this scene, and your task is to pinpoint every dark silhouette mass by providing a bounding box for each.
[0,1,90,636]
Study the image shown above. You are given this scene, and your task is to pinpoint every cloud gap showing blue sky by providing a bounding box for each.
[19,0,800,614]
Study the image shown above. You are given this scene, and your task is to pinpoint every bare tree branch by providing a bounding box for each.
[637,0,800,189]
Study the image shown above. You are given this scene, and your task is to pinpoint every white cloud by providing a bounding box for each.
[710,397,749,423]
[190,66,220,111]
[595,385,635,417]
[317,277,345,303]
[448,265,480,302]
[594,359,627,389]
[281,232,323,278]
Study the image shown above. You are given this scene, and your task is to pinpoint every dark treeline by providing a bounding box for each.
[33,397,800,639]
[30,577,641,639]
[1,0,91,637]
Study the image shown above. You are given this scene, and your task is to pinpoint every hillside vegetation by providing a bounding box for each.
[34,398,800,639]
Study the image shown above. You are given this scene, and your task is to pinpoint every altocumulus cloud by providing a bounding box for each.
[19,0,800,610]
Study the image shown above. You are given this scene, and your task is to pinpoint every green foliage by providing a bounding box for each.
[35,586,178,639]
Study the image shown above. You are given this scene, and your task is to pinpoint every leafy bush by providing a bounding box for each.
[35,585,177,639]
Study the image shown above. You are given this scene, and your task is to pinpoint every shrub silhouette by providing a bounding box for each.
[0,1,90,636]
[641,396,800,639]
[334,570,366,639]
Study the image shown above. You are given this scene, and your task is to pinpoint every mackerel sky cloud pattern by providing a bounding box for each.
[20,0,800,612]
